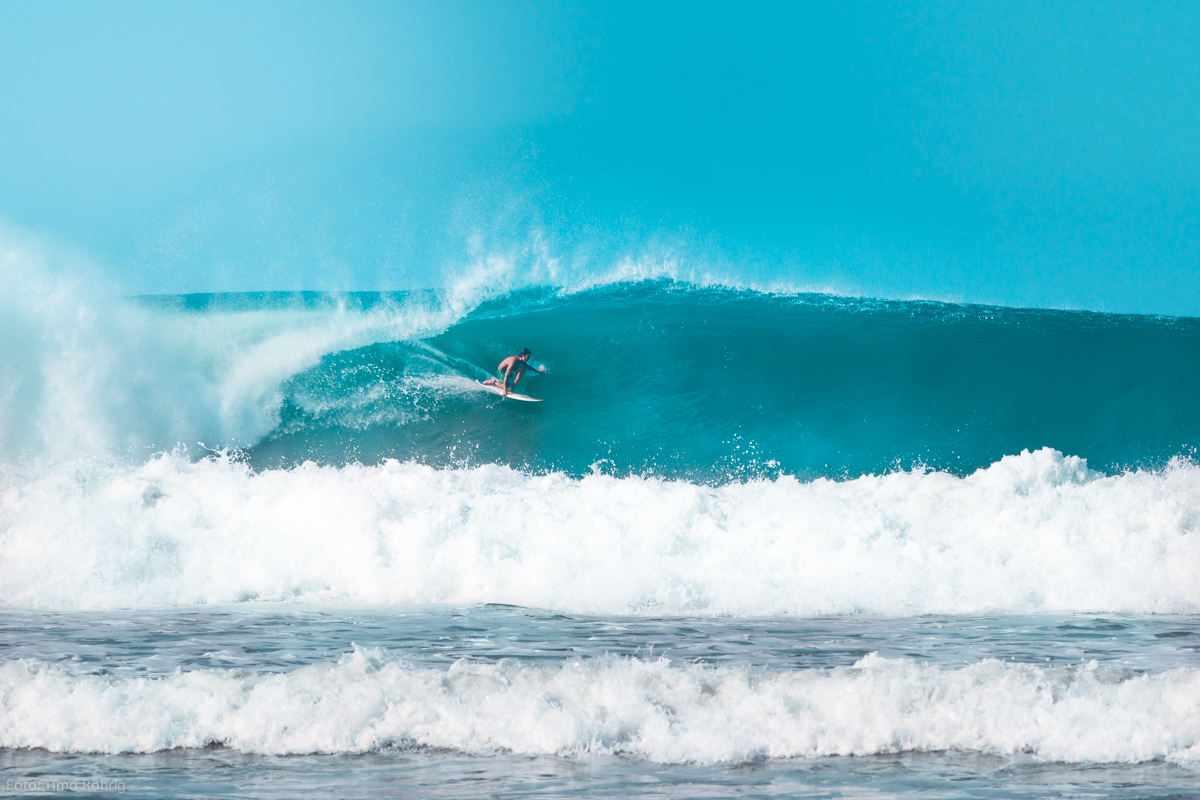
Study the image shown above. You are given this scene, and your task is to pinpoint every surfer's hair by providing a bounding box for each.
[519,348,531,357]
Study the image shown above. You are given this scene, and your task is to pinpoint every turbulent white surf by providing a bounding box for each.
[1,650,1197,764]
[1,447,1197,614]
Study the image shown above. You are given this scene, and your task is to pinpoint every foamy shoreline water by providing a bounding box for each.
[3,650,1198,764]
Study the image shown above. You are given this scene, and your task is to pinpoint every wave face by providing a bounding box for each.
[3,270,1200,614]
[3,273,1198,477]
[2,449,1197,613]
[3,650,1198,763]
[249,282,1200,479]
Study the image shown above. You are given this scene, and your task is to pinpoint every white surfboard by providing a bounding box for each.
[476,381,543,402]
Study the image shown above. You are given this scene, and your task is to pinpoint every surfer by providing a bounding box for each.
[481,348,545,398]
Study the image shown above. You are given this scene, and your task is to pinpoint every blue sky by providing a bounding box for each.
[2,1,1198,313]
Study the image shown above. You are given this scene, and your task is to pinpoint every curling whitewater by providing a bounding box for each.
[3,649,1199,763]
[1,447,1197,614]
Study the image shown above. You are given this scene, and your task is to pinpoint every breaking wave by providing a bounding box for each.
[2,649,1198,764]
[1,448,1197,614]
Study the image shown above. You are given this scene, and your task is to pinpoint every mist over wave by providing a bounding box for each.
[3,649,1198,764]
[0,232,544,463]
[0,229,724,465]
[1,448,1196,614]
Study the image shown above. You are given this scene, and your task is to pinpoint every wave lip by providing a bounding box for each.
[0,447,1197,614]
[2,650,1198,764]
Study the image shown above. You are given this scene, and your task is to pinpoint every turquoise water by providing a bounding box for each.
[248,282,1200,477]
[1,280,1198,797]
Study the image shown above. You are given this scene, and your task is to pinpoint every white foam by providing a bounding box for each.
[1,650,1197,763]
[0,448,1197,614]
[0,230,464,461]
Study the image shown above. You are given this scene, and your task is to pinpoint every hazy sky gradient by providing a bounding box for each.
[2,1,1198,313]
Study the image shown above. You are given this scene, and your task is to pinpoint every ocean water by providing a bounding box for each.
[1,276,1199,797]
